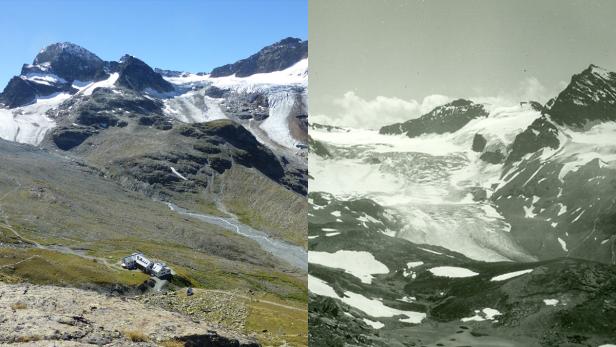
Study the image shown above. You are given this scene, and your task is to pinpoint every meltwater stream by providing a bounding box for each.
[167,203,307,271]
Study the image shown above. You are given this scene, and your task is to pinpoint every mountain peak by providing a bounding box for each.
[119,54,135,63]
[586,64,614,80]
[546,64,616,126]
[210,37,308,78]
[276,37,304,45]
[115,54,174,93]
[380,98,487,137]
[34,42,103,65]
[26,42,107,83]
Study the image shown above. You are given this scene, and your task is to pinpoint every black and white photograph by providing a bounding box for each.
[308,1,616,346]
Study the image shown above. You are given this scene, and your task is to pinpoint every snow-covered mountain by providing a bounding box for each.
[209,37,307,77]
[308,65,616,345]
[161,57,307,151]
[0,38,308,247]
[0,38,308,155]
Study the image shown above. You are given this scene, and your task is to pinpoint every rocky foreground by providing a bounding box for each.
[0,283,259,346]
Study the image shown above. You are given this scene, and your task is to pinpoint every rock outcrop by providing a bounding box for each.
[115,55,175,93]
[0,283,259,346]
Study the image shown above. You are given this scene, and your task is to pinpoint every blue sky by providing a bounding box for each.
[0,0,307,87]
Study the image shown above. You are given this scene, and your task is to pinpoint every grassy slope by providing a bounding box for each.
[215,166,307,249]
[246,293,308,347]
[71,124,308,249]
[0,247,150,287]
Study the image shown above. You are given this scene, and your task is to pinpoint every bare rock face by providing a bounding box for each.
[379,99,488,137]
[505,116,559,163]
[210,37,307,78]
[115,55,175,93]
[546,64,616,126]
[0,283,259,346]
[30,42,108,82]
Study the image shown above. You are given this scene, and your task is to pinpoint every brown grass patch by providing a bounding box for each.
[15,335,41,342]
[160,340,185,347]
[123,330,149,342]
[11,302,27,310]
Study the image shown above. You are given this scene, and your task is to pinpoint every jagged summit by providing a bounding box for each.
[25,41,108,82]
[588,63,611,74]
[118,54,135,63]
[210,37,308,78]
[0,43,178,108]
[546,63,616,126]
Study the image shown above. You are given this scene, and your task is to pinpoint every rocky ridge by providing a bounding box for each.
[210,37,308,78]
[379,99,488,137]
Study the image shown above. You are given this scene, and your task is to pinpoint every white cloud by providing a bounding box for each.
[313,76,561,129]
[419,94,451,114]
[469,77,556,112]
[317,91,450,129]
[518,77,549,102]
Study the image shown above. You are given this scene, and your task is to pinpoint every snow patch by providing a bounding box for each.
[406,261,424,268]
[571,210,585,223]
[490,269,533,281]
[461,308,502,322]
[170,167,188,181]
[428,266,478,278]
[79,73,119,96]
[0,92,70,145]
[308,250,389,284]
[308,275,426,323]
[24,73,66,85]
[398,296,416,303]
[523,204,536,218]
[543,299,559,306]
[418,247,443,255]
